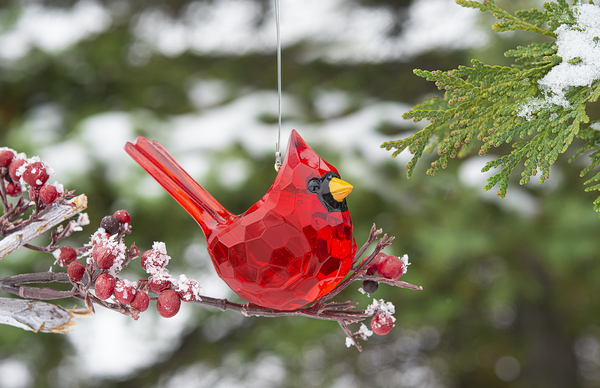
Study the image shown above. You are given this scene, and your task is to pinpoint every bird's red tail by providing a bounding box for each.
[124,137,234,238]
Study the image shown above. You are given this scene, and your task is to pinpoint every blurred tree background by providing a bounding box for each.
[1,0,599,387]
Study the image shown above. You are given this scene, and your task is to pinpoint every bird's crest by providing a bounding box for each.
[285,129,339,177]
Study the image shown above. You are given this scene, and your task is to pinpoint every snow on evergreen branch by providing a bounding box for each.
[382,0,600,209]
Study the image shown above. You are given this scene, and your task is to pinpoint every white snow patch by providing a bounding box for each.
[366,299,396,318]
[0,359,32,388]
[400,254,411,275]
[132,0,486,63]
[67,305,190,378]
[358,322,374,338]
[520,3,600,115]
[0,0,111,60]
[79,111,135,182]
[517,97,552,121]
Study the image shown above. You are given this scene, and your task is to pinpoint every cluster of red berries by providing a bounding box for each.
[358,252,409,337]
[0,148,62,204]
[139,242,202,318]
[362,252,410,294]
[62,210,131,296]
[63,209,201,319]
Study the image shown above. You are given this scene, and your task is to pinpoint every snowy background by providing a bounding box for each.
[3,0,596,387]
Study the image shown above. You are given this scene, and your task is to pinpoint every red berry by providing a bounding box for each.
[141,249,168,272]
[95,273,116,300]
[371,313,394,335]
[140,251,151,271]
[93,243,116,269]
[0,150,15,168]
[114,279,136,304]
[39,184,59,204]
[5,181,21,197]
[148,275,172,294]
[113,210,131,225]
[8,159,25,182]
[157,289,181,318]
[68,261,85,282]
[57,246,77,267]
[131,289,149,312]
[22,161,49,188]
[377,255,405,280]
[367,252,387,275]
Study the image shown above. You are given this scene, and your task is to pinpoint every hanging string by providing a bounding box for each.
[274,0,282,172]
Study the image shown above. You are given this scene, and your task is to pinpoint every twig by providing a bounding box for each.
[191,295,369,322]
[352,223,382,265]
[0,194,87,260]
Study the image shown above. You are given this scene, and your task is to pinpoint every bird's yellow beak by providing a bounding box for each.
[329,177,353,202]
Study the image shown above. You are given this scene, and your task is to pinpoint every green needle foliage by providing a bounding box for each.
[381,0,600,209]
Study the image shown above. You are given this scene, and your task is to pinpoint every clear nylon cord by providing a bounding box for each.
[274,0,282,172]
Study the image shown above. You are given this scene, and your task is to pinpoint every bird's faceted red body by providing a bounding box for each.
[125,130,356,310]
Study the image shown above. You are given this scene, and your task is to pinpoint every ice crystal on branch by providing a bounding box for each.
[381,0,600,209]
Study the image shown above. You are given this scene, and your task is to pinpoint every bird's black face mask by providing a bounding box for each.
[307,172,349,213]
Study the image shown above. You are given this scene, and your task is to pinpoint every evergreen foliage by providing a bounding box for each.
[382,0,600,209]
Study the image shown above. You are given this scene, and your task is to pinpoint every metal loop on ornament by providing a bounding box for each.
[274,151,282,172]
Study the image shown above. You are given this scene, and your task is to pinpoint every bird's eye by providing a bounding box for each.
[307,179,320,193]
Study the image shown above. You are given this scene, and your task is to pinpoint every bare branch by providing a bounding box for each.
[191,295,370,322]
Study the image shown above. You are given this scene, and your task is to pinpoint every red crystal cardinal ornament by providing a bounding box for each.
[125,130,356,310]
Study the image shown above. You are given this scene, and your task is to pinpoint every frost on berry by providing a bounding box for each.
[157,289,181,318]
[100,215,120,235]
[8,158,25,182]
[371,313,395,336]
[366,299,396,336]
[366,299,396,316]
[141,242,170,274]
[88,229,127,275]
[148,270,174,294]
[399,254,410,273]
[21,159,51,188]
[114,278,137,304]
[0,148,15,168]
[39,184,59,204]
[95,273,116,300]
[176,274,202,302]
[68,261,85,282]
[377,254,410,280]
[5,181,22,197]
[113,210,131,225]
[54,246,77,267]
[131,289,149,312]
